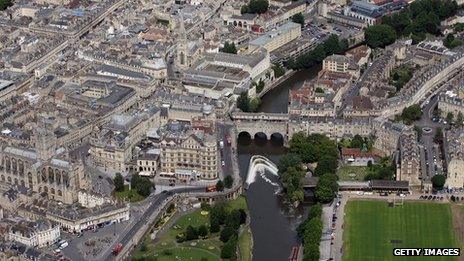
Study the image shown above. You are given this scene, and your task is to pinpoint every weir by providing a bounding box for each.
[245,155,279,189]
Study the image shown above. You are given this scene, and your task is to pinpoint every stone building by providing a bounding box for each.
[154,121,219,182]
[397,131,421,187]
[90,110,160,173]
[0,118,90,204]
[445,128,464,189]
[8,220,60,248]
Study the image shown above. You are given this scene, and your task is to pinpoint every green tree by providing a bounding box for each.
[248,0,269,14]
[314,154,338,176]
[250,97,261,112]
[216,180,225,192]
[364,24,397,48]
[431,174,446,189]
[446,112,454,123]
[350,134,365,149]
[198,225,209,238]
[114,173,124,192]
[0,0,12,10]
[185,225,198,241]
[315,174,338,203]
[136,181,152,197]
[277,153,302,175]
[272,64,285,78]
[240,4,250,14]
[221,236,238,259]
[291,13,305,27]
[323,34,341,55]
[219,42,237,54]
[238,209,247,224]
[255,80,265,93]
[210,218,220,233]
[456,112,464,127]
[226,209,242,230]
[303,243,320,261]
[224,175,234,189]
[400,104,423,124]
[220,226,237,242]
[237,92,250,112]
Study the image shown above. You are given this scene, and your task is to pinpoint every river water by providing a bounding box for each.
[237,66,320,261]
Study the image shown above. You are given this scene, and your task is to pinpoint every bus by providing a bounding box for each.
[205,185,217,192]
[113,243,123,256]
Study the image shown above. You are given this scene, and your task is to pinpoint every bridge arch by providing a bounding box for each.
[254,132,268,140]
[238,131,252,140]
[270,132,284,143]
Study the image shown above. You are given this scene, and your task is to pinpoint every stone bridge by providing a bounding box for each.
[231,112,289,141]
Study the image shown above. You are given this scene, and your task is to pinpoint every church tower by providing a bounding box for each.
[34,117,57,162]
[176,11,188,69]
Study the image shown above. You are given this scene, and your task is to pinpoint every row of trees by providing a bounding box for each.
[206,203,247,259]
[215,175,234,192]
[285,34,349,70]
[241,0,269,14]
[366,0,459,48]
[237,92,261,112]
[297,204,323,260]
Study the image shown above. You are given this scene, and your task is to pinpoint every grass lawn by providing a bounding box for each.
[238,227,253,261]
[133,196,249,261]
[343,201,459,261]
[337,165,369,181]
[115,185,145,202]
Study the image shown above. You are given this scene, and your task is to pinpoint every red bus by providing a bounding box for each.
[205,185,217,192]
[112,243,123,256]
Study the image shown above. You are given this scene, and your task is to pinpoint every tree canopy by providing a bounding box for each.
[0,0,12,10]
[242,0,269,14]
[364,24,397,49]
[219,42,237,54]
[382,0,458,43]
[237,92,260,112]
[114,173,124,192]
[431,174,446,189]
[400,104,423,125]
[291,13,305,27]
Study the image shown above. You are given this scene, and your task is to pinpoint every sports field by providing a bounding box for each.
[343,200,460,261]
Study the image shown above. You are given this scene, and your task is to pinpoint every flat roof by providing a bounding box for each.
[249,22,300,47]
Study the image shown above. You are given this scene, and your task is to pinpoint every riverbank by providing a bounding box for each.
[256,70,296,99]
[132,196,252,260]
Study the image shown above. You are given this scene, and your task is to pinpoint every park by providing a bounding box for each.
[343,200,463,261]
[132,196,252,261]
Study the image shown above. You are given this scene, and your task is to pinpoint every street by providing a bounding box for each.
[416,95,446,183]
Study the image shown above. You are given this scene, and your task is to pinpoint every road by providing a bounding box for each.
[68,187,205,261]
[217,122,235,180]
[415,95,446,183]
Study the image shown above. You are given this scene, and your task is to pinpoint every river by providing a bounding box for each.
[237,66,320,261]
